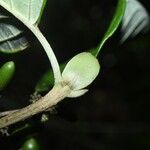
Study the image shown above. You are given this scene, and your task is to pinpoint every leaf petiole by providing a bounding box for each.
[29,26,62,83]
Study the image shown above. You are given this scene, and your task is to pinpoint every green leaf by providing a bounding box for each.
[0,10,28,53]
[62,52,100,91]
[1,0,46,24]
[36,0,47,24]
[91,0,126,56]
[0,61,15,91]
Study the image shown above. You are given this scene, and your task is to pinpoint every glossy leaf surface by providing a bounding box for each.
[0,10,28,53]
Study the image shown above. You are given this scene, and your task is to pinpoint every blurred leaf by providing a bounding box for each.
[35,69,54,93]
[121,0,150,42]
[91,0,126,56]
[0,0,46,53]
[0,61,15,91]
[35,63,66,93]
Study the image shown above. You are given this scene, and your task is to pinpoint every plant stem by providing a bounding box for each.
[30,26,62,83]
[0,110,18,117]
[0,83,71,129]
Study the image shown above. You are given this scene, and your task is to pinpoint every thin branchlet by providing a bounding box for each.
[0,83,71,129]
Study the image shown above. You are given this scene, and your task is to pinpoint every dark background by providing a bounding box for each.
[0,0,150,149]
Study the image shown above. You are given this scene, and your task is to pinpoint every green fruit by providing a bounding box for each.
[21,138,40,150]
[0,61,15,91]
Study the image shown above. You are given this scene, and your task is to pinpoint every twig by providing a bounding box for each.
[0,109,19,117]
[0,83,71,129]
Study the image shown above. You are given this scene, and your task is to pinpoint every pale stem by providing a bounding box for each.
[0,84,71,129]
[30,26,62,83]
[0,110,18,117]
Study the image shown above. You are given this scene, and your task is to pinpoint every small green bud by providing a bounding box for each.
[62,52,100,97]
